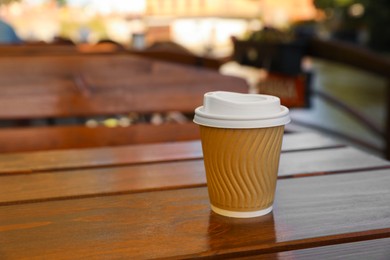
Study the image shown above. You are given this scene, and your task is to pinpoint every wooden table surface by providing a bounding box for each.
[1,132,389,259]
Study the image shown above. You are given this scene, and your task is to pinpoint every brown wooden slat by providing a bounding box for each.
[0,44,79,56]
[0,170,389,259]
[0,55,248,119]
[0,160,206,205]
[0,44,226,68]
[0,132,342,174]
[0,148,388,205]
[0,69,240,96]
[0,82,246,118]
[242,238,390,259]
[0,122,200,154]
[278,147,390,177]
[0,53,248,157]
[0,44,128,56]
[0,141,202,175]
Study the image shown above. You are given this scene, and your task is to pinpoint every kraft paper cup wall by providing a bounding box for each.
[194,91,290,218]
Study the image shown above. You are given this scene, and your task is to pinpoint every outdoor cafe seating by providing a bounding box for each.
[0,40,389,259]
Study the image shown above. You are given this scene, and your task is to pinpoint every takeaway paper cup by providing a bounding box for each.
[194,91,290,218]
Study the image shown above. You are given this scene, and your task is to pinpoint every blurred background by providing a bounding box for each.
[0,0,389,158]
[3,0,303,54]
[1,0,388,53]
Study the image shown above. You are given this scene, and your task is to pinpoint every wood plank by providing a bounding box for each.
[0,82,246,118]
[0,55,248,119]
[0,132,342,174]
[0,149,388,205]
[242,238,390,259]
[0,160,206,205]
[0,70,240,96]
[0,44,225,69]
[0,44,78,56]
[0,122,200,154]
[0,53,248,155]
[278,147,390,177]
[0,43,125,56]
[1,170,389,259]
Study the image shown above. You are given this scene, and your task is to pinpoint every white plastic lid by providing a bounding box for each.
[193,91,290,128]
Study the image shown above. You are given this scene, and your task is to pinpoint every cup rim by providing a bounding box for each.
[194,105,290,128]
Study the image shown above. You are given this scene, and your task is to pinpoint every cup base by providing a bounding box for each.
[211,205,273,218]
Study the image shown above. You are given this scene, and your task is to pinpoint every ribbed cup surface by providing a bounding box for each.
[199,125,284,212]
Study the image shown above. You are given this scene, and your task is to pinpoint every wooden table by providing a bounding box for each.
[1,132,389,259]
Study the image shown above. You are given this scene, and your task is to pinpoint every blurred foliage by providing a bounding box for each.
[314,0,354,8]
[58,15,108,42]
[56,0,66,7]
[314,0,390,51]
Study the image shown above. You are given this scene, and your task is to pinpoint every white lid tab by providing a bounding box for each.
[194,91,290,128]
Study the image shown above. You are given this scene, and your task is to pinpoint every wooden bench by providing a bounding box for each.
[0,44,79,56]
[0,54,248,153]
[0,44,228,70]
[0,43,125,56]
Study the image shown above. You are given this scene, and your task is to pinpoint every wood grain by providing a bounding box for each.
[0,122,200,153]
[0,45,226,69]
[0,132,342,174]
[0,55,247,119]
[0,148,388,205]
[0,44,78,56]
[278,147,390,177]
[0,54,247,154]
[1,170,389,259]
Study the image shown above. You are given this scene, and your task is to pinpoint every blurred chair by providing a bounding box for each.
[52,36,75,45]
[0,54,248,153]
[145,41,194,55]
[77,39,126,53]
[131,40,229,70]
